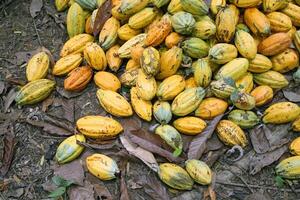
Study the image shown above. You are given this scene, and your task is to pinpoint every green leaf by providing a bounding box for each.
[48,187,66,198]
[52,176,73,187]
[275,176,285,188]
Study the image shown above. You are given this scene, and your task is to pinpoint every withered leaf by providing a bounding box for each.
[60,98,75,122]
[42,97,54,112]
[56,87,85,99]
[77,140,118,150]
[30,0,43,18]
[188,114,223,160]
[203,148,227,167]
[93,0,112,36]
[250,125,272,154]
[140,175,170,200]
[0,81,5,95]
[4,87,19,113]
[93,184,113,200]
[26,119,73,136]
[120,160,130,200]
[68,180,94,200]
[283,89,300,102]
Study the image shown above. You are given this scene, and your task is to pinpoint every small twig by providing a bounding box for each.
[32,19,42,46]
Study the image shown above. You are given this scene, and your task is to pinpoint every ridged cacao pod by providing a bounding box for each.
[156,46,183,80]
[157,75,185,100]
[171,11,196,35]
[153,100,172,124]
[267,12,292,33]
[210,0,226,15]
[126,59,140,70]
[94,71,121,91]
[216,120,248,147]
[181,0,209,16]
[263,102,300,124]
[248,54,272,73]
[158,163,193,190]
[290,137,300,155]
[119,0,148,15]
[215,58,249,81]
[229,0,261,8]
[85,16,93,34]
[294,67,300,83]
[118,24,141,41]
[111,4,130,21]
[193,59,212,88]
[136,69,157,100]
[120,68,139,87]
[67,3,85,38]
[99,17,120,51]
[185,77,197,89]
[15,79,55,105]
[195,97,228,119]
[55,0,70,11]
[53,54,83,76]
[86,154,120,180]
[152,0,170,7]
[60,34,94,57]
[282,3,300,27]
[250,85,273,106]
[228,110,260,129]
[253,70,289,89]
[236,72,253,93]
[106,45,122,72]
[26,52,49,81]
[230,90,256,110]
[75,0,97,10]
[118,33,147,58]
[171,87,206,116]
[263,0,288,12]
[192,16,216,40]
[294,30,300,53]
[181,37,209,59]
[165,32,183,48]
[216,5,239,43]
[173,117,206,135]
[258,32,292,56]
[185,160,212,185]
[140,47,160,77]
[210,78,236,99]
[64,66,93,91]
[131,87,152,121]
[275,156,300,179]
[293,117,300,131]
[84,42,107,71]
[167,0,183,14]
[155,125,183,156]
[128,7,158,29]
[55,135,85,164]
[234,30,257,59]
[208,43,238,64]
[244,8,271,36]
[97,89,133,117]
[271,48,299,73]
[236,23,250,33]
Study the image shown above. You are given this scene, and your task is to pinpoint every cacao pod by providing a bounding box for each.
[60,34,94,57]
[130,44,144,63]
[64,66,93,91]
[290,137,300,155]
[118,33,147,58]
[248,54,273,73]
[210,0,226,15]
[126,59,140,70]
[263,102,300,124]
[181,37,209,59]
[181,0,209,16]
[195,97,228,119]
[263,0,288,12]
[75,0,97,10]
[293,30,300,53]
[120,68,139,87]
[210,78,236,99]
[171,11,196,35]
[94,71,121,91]
[185,77,197,89]
[192,16,216,40]
[55,0,70,11]
[258,32,292,56]
[244,8,271,36]
[67,3,85,38]
[140,47,160,77]
[287,25,297,38]
[282,3,300,27]
[53,54,83,76]
[292,117,300,131]
[236,23,250,33]
[165,32,183,48]
[117,24,141,41]
[131,87,152,121]
[275,156,300,179]
[119,0,148,15]
[85,16,93,34]
[26,52,49,81]
[136,69,157,100]
[84,42,107,71]
[267,12,292,33]
[229,0,261,8]
[193,59,212,88]
[271,48,299,73]
[111,4,130,21]
[228,109,260,129]
[185,160,212,185]
[250,85,273,106]
[99,17,120,51]
[106,45,122,72]
[167,0,183,14]
[236,72,253,93]
[128,7,158,29]
[208,43,238,64]
[157,75,185,100]
[230,90,256,110]
[153,100,172,124]
[173,117,206,135]
[253,70,289,89]
[215,58,249,81]
[152,0,170,7]
[234,30,257,59]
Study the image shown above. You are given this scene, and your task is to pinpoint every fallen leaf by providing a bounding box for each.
[203,148,227,167]
[68,180,94,200]
[283,89,300,103]
[244,190,272,200]
[56,87,85,99]
[93,184,113,200]
[93,0,112,36]
[140,175,170,200]
[188,114,224,160]
[205,134,224,152]
[60,98,75,122]
[26,119,73,136]
[249,145,288,175]
[0,123,16,176]
[14,49,39,65]
[53,160,85,186]
[172,190,202,200]
[42,97,54,112]
[265,124,291,147]
[0,81,5,95]
[77,140,119,151]
[4,87,19,113]
[250,125,271,154]
[120,135,159,172]
[203,185,216,200]
[120,160,130,200]
[7,188,24,198]
[30,0,43,18]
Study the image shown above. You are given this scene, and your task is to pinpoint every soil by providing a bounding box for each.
[0,0,299,200]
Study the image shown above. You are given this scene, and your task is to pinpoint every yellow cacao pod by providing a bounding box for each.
[155,125,183,156]
[126,59,140,70]
[165,32,183,48]
[86,154,120,180]
[282,3,300,27]
[157,75,185,101]
[85,16,93,34]
[195,97,228,119]
[263,102,300,124]
[216,120,248,147]
[208,43,238,64]
[248,54,272,73]
[216,5,239,43]
[94,71,121,92]
[128,7,158,29]
[97,89,133,117]
[236,72,254,93]
[185,77,197,89]
[84,42,107,70]
[193,59,212,88]
[111,4,130,21]
[130,44,144,63]
[228,110,260,129]
[293,30,300,53]
[244,8,271,36]
[258,32,292,56]
[99,17,120,51]
[152,0,170,8]
[77,115,123,139]
[55,135,85,164]
[156,46,183,80]
[117,24,141,41]
[266,12,292,33]
[140,47,160,77]
[144,10,163,33]
[210,0,226,15]
[173,117,206,135]
[120,68,139,87]
[210,78,236,99]
[119,0,149,15]
[263,0,288,12]
[230,90,256,110]
[167,0,183,14]
[290,137,300,155]
[275,156,300,179]
[158,163,193,190]
[64,66,93,91]
[130,87,152,121]
[26,52,49,82]
[60,34,94,57]
[118,33,147,58]
[171,87,206,116]
[271,48,299,73]
[192,16,216,40]
[185,160,212,185]
[67,3,85,38]
[106,45,122,72]
[55,0,70,11]
[253,70,289,89]
[234,30,257,59]
[215,58,249,81]
[250,85,273,107]
[53,54,83,76]
[153,100,172,124]
[15,79,55,105]
[136,69,157,100]
[292,117,300,131]
[229,0,261,8]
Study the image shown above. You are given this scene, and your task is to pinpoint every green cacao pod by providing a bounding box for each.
[215,58,249,81]
[171,11,196,35]
[253,71,289,89]
[67,3,85,38]
[228,109,260,129]
[153,100,173,124]
[181,37,209,59]
[181,0,209,16]
[210,78,236,99]
[152,0,170,8]
[230,90,256,110]
[75,0,97,10]
[275,156,300,179]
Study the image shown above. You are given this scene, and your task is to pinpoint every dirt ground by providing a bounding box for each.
[0,0,299,200]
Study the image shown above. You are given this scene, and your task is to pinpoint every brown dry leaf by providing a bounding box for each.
[0,81,5,95]
[56,87,85,99]
[283,88,300,102]
[139,175,170,200]
[42,97,54,112]
[203,148,227,167]
[68,180,94,200]
[120,160,130,200]
[30,0,43,18]
[26,119,73,136]
[203,185,216,200]
[78,140,119,151]
[4,87,19,113]
[60,98,75,122]
[205,134,224,152]
[93,0,112,36]
[188,114,223,160]
[244,190,272,200]
[172,190,202,200]
[120,135,159,172]
[93,184,113,200]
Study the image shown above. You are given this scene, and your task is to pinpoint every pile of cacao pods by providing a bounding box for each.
[14,0,300,190]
